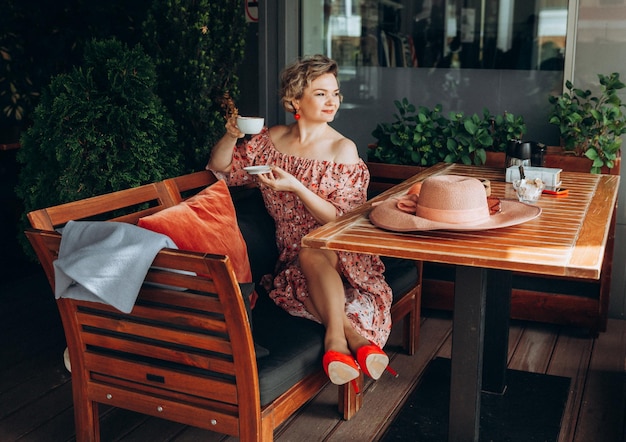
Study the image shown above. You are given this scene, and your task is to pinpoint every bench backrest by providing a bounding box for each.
[25,170,272,440]
[28,170,217,230]
[27,170,217,284]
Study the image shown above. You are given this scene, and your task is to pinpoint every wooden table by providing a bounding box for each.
[302,162,620,441]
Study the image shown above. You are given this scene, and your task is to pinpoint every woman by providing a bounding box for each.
[207,55,394,389]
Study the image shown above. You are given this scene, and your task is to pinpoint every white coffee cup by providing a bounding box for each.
[237,116,264,134]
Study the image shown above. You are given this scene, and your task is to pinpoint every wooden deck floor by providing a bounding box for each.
[1,268,624,441]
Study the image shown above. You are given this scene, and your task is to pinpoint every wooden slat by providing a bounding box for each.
[84,353,239,405]
[87,382,242,436]
[572,319,626,442]
[507,323,559,373]
[26,171,216,231]
[28,183,165,229]
[549,329,594,442]
[81,332,235,374]
[76,311,233,356]
[89,372,240,415]
[166,170,216,193]
[160,170,217,205]
[138,284,225,312]
[77,294,227,331]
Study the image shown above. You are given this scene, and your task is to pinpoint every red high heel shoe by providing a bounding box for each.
[355,342,398,380]
[323,351,361,392]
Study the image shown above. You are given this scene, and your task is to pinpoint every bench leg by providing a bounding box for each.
[402,309,419,355]
[397,283,422,356]
[391,262,423,356]
[74,398,100,442]
[339,372,363,420]
[260,420,274,442]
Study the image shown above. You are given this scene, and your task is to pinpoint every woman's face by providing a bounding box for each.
[296,73,341,123]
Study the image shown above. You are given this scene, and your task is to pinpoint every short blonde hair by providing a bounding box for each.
[279,54,342,114]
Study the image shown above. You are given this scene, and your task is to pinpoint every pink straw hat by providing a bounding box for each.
[369,175,541,232]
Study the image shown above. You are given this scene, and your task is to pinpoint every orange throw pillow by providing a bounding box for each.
[137,180,252,284]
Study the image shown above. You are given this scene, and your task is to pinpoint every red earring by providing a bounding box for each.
[294,110,300,121]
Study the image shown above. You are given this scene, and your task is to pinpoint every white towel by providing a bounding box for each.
[54,220,177,313]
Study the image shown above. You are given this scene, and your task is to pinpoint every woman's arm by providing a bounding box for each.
[259,167,338,225]
[296,184,338,225]
[205,117,243,172]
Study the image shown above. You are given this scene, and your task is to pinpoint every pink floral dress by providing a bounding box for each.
[216,128,393,347]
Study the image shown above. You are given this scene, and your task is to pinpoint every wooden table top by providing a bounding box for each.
[302,163,620,280]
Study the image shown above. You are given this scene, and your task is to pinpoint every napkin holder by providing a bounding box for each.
[506,166,562,189]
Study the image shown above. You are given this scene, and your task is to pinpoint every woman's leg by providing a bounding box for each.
[299,247,370,354]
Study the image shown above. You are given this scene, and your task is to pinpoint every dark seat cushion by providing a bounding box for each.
[252,293,324,406]
[230,186,279,283]
[382,257,419,302]
[230,187,321,404]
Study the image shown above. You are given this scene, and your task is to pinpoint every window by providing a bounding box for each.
[299,0,571,151]
[309,0,568,71]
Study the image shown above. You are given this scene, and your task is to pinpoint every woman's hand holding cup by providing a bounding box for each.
[225,116,244,139]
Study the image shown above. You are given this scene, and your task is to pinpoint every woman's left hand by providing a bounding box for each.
[258,165,337,224]
[256,166,300,192]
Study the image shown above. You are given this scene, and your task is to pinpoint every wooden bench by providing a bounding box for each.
[25,170,422,441]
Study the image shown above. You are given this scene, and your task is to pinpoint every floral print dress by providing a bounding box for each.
[215,128,393,347]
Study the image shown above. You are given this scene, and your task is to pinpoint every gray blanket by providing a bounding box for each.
[54,220,177,313]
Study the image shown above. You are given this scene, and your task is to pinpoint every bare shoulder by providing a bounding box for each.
[268,124,291,141]
[331,132,360,164]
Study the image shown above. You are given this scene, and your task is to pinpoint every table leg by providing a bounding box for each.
[448,266,486,442]
[483,269,512,394]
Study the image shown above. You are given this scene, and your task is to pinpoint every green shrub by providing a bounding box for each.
[142,0,247,171]
[16,38,182,257]
[1,0,152,141]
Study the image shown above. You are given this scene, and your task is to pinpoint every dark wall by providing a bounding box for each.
[0,149,38,280]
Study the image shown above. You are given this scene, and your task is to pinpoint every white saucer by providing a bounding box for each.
[244,165,272,175]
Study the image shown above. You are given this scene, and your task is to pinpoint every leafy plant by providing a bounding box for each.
[141,0,247,171]
[369,98,447,166]
[370,99,526,167]
[442,111,493,165]
[0,7,39,141]
[548,72,626,173]
[16,38,183,257]
[0,34,38,124]
[489,109,527,152]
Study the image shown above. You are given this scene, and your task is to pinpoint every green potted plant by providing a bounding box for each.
[369,98,448,166]
[369,98,526,168]
[490,110,527,152]
[548,72,625,174]
[441,110,493,165]
[16,38,183,258]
